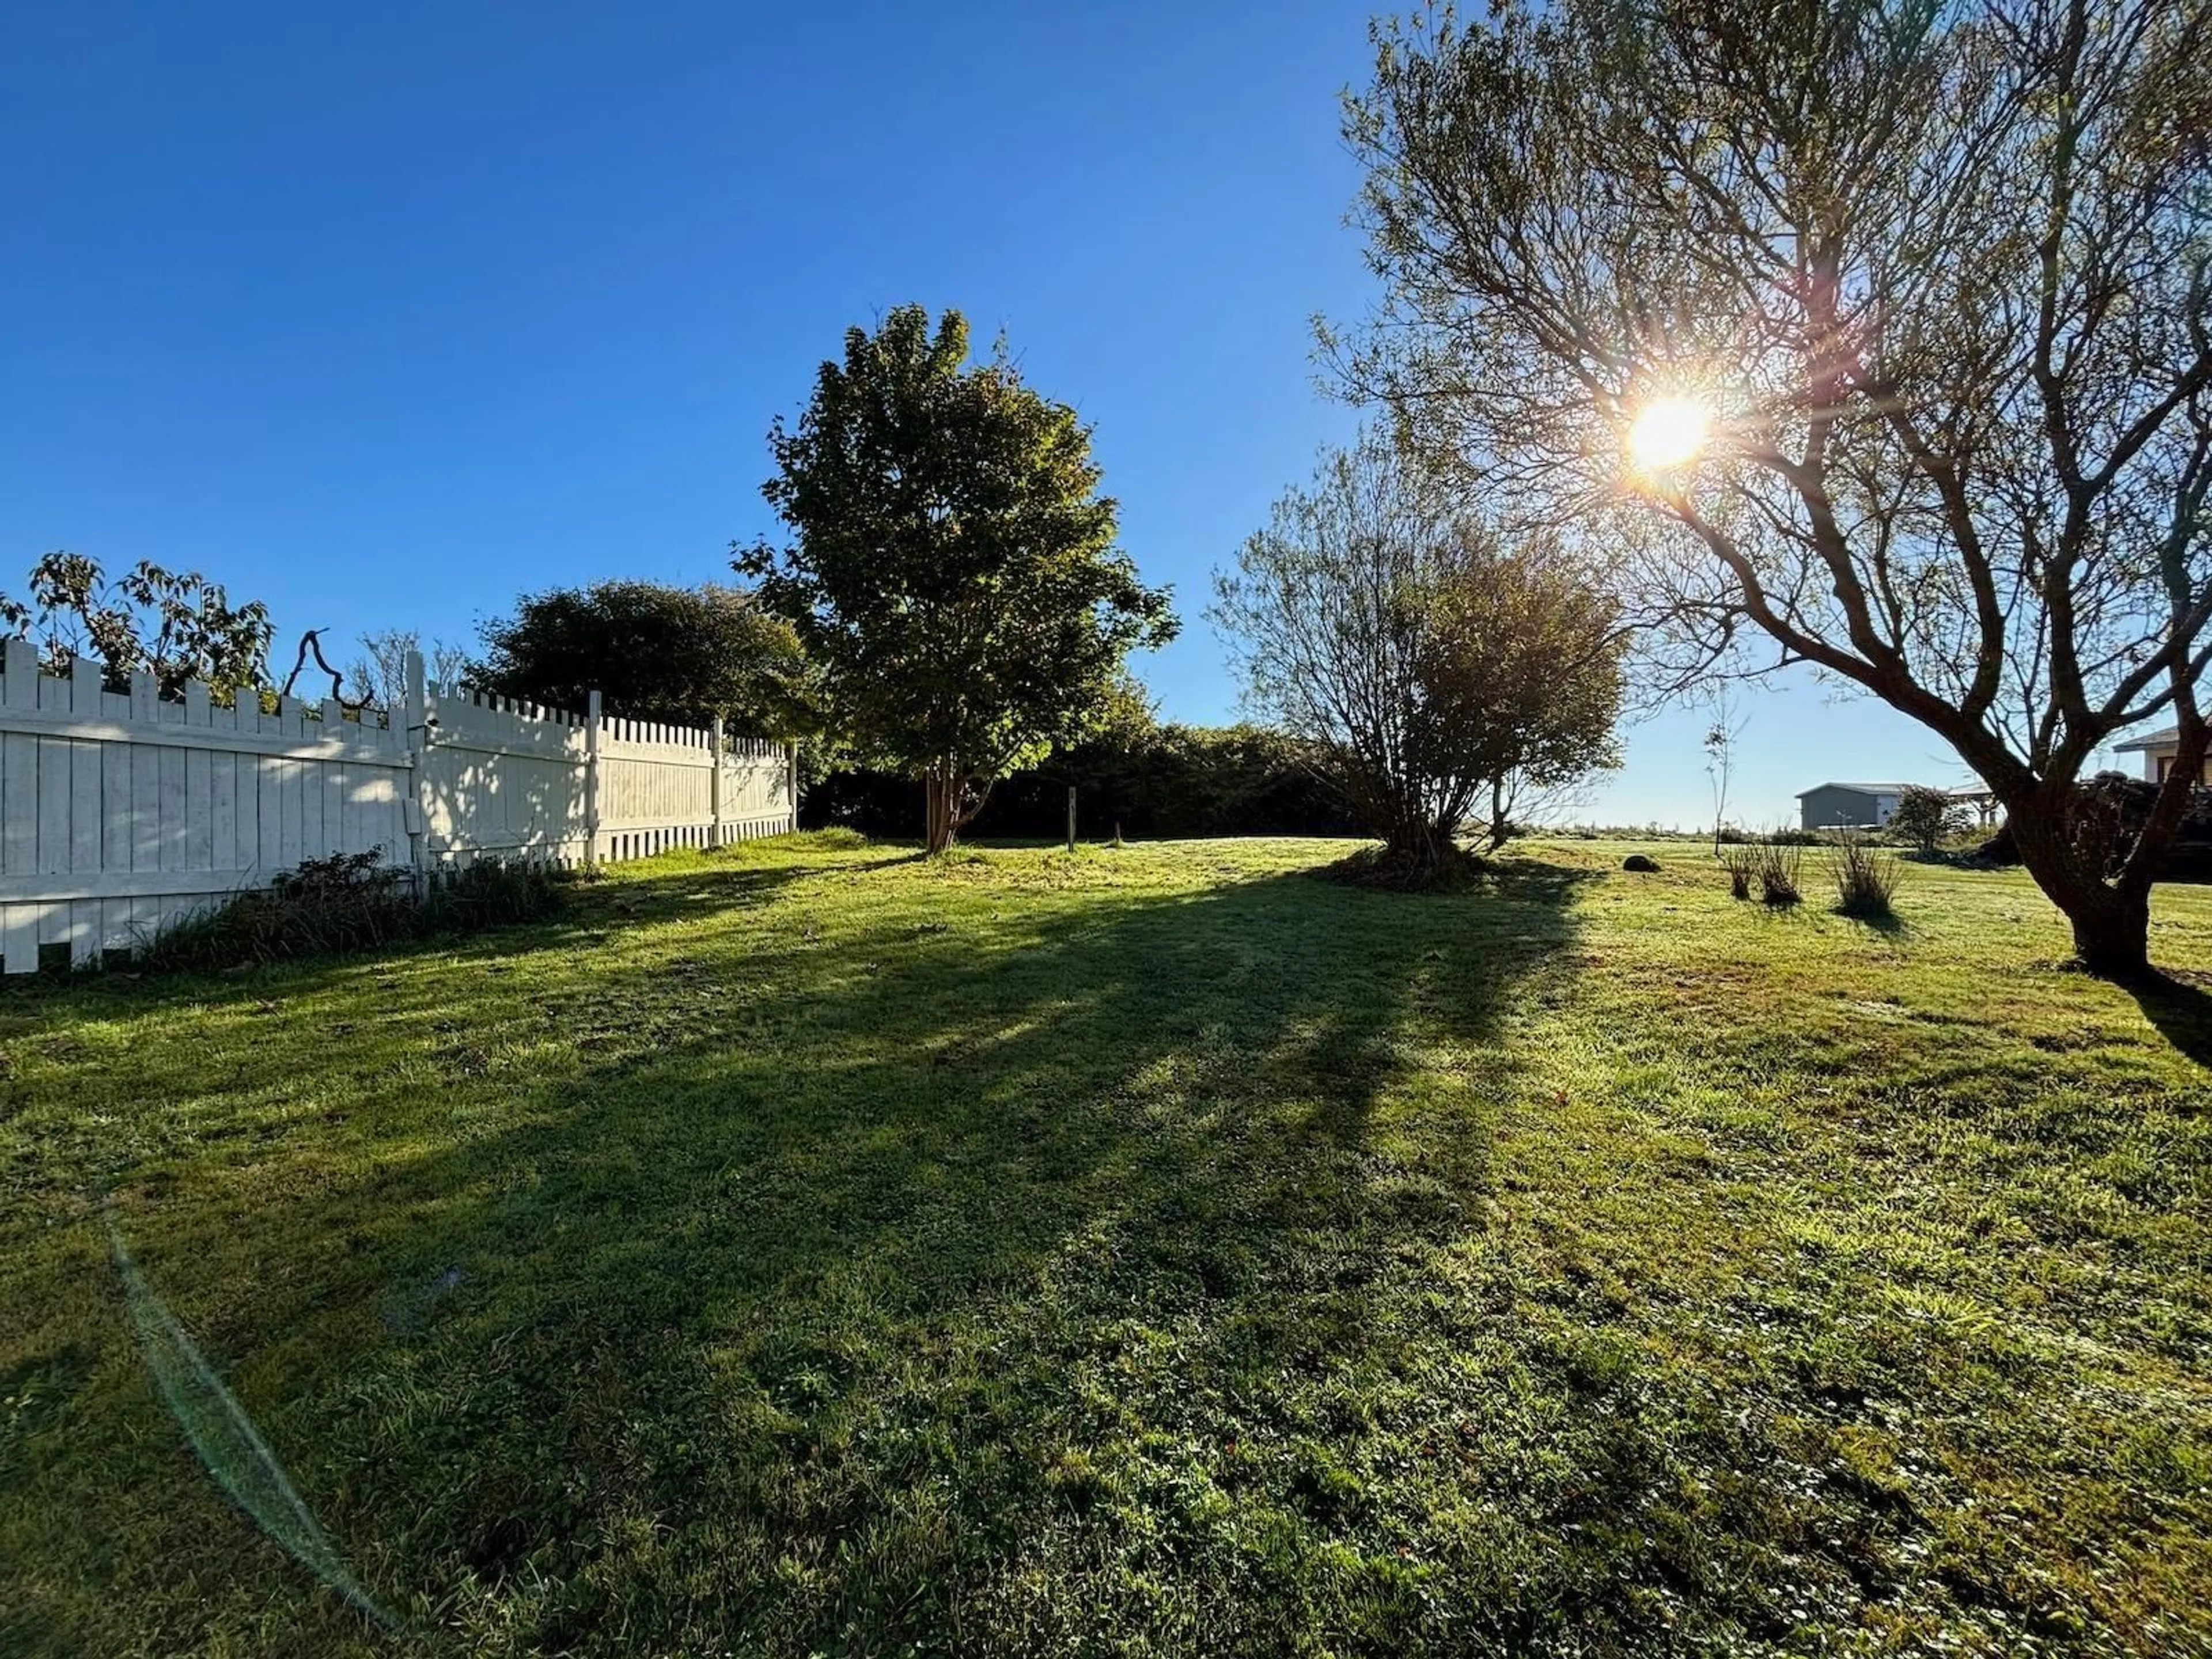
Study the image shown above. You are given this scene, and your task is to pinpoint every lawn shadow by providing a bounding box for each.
[83,847,1601,1633]
[356,853,1598,1289]
[2127,969,2212,1069]
[1833,905,1913,939]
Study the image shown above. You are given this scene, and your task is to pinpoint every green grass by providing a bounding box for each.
[2,832,2209,1657]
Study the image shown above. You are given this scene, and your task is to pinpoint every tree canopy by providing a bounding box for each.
[1340,0,2211,971]
[740,305,1177,851]
[0,551,272,702]
[1211,430,1624,876]
[474,580,813,736]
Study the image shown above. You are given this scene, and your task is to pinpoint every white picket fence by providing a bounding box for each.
[0,643,796,972]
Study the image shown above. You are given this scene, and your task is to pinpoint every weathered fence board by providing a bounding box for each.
[0,647,796,971]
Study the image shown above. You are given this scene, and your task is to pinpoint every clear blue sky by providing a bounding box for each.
[0,1,2115,825]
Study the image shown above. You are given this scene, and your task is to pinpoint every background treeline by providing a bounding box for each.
[802,722,1360,840]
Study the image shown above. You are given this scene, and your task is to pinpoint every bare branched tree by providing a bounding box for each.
[1703,687,1749,857]
[346,628,474,709]
[1339,0,2211,972]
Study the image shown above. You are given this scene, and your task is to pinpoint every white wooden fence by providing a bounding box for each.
[0,643,796,972]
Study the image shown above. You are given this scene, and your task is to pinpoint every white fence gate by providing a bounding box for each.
[0,643,796,972]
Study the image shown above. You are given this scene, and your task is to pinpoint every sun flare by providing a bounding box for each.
[1627,397,1710,472]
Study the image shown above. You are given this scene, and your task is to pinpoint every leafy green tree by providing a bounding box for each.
[0,551,272,701]
[1891,785,1968,854]
[1338,0,2210,973]
[740,305,1177,851]
[474,580,815,737]
[1211,431,1624,877]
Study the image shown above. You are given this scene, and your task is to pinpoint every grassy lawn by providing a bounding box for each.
[2,832,2209,1657]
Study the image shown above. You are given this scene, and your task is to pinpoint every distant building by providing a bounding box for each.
[1948,784,2002,830]
[2114,726,2210,785]
[1796,782,1911,830]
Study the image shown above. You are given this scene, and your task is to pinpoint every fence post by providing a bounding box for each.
[1067,785,1077,853]
[709,716,726,848]
[786,743,798,834]
[585,689,603,869]
[402,650,429,895]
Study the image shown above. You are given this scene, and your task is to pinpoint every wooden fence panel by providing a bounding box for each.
[0,651,796,971]
[0,649,413,971]
[418,686,594,866]
[421,683,794,868]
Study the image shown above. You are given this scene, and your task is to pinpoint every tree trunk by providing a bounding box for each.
[2065,886,2152,978]
[2005,788,2154,978]
[1384,815,1459,876]
[922,762,957,855]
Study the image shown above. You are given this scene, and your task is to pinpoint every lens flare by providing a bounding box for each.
[1627,397,1710,472]
[107,1208,403,1634]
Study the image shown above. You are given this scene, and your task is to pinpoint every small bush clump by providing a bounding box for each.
[1832,835,1904,919]
[1752,842,1803,907]
[1720,845,1758,900]
[137,850,567,973]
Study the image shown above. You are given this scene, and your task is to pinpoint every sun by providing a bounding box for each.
[1627,397,1710,472]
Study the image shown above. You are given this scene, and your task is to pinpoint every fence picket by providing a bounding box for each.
[0,662,793,956]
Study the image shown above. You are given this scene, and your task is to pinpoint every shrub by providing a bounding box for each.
[1831,835,1904,919]
[1976,772,2212,882]
[807,723,1365,841]
[1889,785,1968,853]
[1752,842,1803,906]
[420,859,571,934]
[1720,845,1758,900]
[136,851,567,973]
[1318,842,1487,891]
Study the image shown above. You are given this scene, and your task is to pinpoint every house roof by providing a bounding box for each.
[2115,725,2180,752]
[1793,782,1918,797]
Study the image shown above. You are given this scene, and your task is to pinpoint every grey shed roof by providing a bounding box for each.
[2115,725,2180,752]
[1793,782,1916,797]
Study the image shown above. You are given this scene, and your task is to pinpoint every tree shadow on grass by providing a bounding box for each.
[2127,969,2212,1069]
[33,850,1605,1652]
[343,855,1597,1326]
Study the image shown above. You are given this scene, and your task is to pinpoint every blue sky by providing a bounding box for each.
[1,1,2096,826]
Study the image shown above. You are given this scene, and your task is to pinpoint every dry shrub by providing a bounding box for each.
[1752,840,1802,907]
[1720,846,1758,900]
[1832,835,1904,919]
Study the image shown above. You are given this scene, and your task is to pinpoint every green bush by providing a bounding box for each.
[1889,785,1968,853]
[135,851,567,974]
[806,722,1362,841]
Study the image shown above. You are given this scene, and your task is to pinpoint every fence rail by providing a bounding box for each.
[0,644,795,972]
